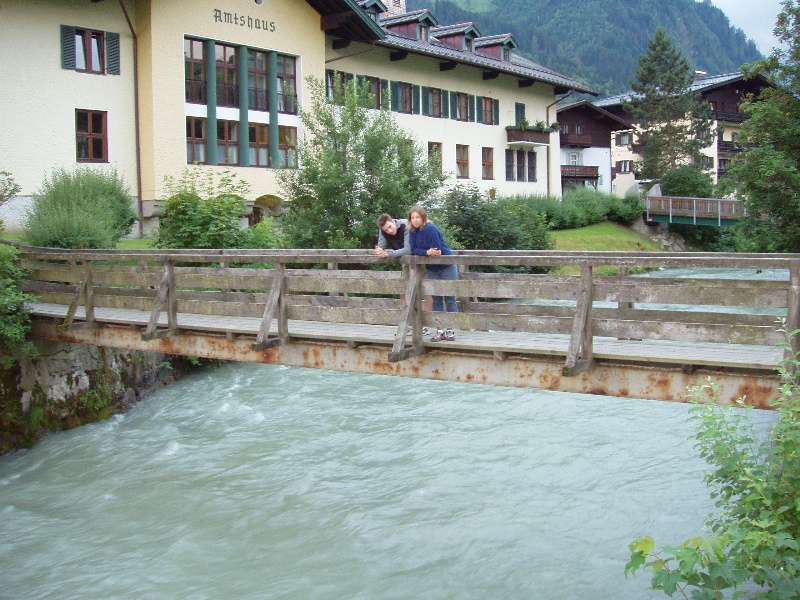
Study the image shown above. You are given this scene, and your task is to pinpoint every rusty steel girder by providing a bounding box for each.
[31,318,781,408]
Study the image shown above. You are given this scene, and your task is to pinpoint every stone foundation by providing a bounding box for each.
[1,341,203,454]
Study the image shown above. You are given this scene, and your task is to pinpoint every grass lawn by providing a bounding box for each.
[117,238,153,249]
[551,221,661,252]
[549,222,662,275]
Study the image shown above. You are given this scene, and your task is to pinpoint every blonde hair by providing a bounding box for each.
[407,205,428,231]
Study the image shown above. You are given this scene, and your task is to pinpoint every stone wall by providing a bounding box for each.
[1,341,201,454]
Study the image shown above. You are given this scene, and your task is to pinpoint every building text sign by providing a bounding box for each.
[213,9,276,32]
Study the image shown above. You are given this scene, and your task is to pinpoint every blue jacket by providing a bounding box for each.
[410,222,453,272]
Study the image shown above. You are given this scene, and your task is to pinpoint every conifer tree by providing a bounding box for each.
[623,27,712,180]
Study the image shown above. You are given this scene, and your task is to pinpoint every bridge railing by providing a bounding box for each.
[646,195,746,225]
[15,246,800,375]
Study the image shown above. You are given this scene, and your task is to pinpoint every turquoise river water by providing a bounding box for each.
[0,362,776,599]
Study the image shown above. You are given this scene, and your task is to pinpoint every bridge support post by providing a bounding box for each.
[388,259,425,362]
[564,265,594,376]
[142,259,179,341]
[252,262,288,351]
[785,260,800,377]
[62,260,95,330]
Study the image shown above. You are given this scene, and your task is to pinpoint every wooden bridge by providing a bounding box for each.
[16,244,800,408]
[645,196,746,227]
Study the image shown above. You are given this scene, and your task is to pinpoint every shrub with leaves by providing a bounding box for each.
[23,167,135,248]
[626,329,800,598]
[154,167,251,249]
[440,183,554,252]
[0,245,36,368]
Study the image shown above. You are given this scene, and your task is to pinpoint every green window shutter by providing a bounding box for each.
[106,32,120,75]
[515,102,526,125]
[380,79,389,109]
[468,95,475,122]
[412,85,420,114]
[421,86,430,116]
[493,99,500,125]
[441,90,449,118]
[449,91,457,120]
[476,96,483,123]
[390,81,399,111]
[61,25,76,69]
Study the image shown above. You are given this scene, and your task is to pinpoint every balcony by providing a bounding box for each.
[561,165,598,179]
[560,133,592,147]
[711,110,748,124]
[506,127,551,148]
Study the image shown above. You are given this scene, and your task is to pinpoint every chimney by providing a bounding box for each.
[383,0,407,16]
[693,70,707,80]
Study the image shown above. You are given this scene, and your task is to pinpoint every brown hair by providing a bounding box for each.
[376,213,392,228]
[407,205,428,231]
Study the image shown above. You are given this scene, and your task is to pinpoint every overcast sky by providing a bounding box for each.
[711,0,784,55]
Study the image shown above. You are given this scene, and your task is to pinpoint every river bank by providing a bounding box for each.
[0,341,209,454]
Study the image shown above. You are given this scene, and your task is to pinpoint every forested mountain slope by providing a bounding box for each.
[407,0,764,96]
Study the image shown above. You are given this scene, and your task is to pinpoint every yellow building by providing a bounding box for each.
[0,0,594,234]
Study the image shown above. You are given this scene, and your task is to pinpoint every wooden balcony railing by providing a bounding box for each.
[560,133,592,147]
[561,165,598,178]
[506,128,550,145]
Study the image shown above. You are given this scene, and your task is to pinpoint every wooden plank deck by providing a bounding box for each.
[29,302,782,372]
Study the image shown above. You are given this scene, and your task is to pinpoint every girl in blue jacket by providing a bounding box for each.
[408,205,457,340]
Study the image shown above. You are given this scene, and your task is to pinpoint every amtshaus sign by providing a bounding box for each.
[213,9,276,32]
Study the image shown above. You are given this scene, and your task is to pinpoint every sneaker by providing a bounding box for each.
[430,328,445,342]
[445,328,455,341]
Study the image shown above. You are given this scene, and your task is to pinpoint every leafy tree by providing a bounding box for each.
[626,327,800,598]
[729,0,800,252]
[278,76,445,249]
[660,165,714,198]
[623,27,713,180]
[23,167,135,249]
[0,171,20,206]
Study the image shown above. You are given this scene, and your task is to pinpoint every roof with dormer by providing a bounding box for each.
[474,33,518,49]
[373,30,597,95]
[356,0,387,12]
[430,22,482,38]
[306,0,384,41]
[595,72,770,108]
[380,9,438,27]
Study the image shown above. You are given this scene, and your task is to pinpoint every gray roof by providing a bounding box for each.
[380,9,436,26]
[556,100,634,129]
[474,33,517,48]
[376,31,597,95]
[596,72,754,108]
[430,22,481,37]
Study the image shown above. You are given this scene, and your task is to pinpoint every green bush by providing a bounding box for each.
[0,245,36,368]
[626,330,800,598]
[660,165,714,198]
[239,216,285,249]
[501,188,643,231]
[154,167,252,249]
[439,184,554,252]
[23,167,135,248]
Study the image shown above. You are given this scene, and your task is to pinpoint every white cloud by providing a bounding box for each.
[710,0,783,55]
